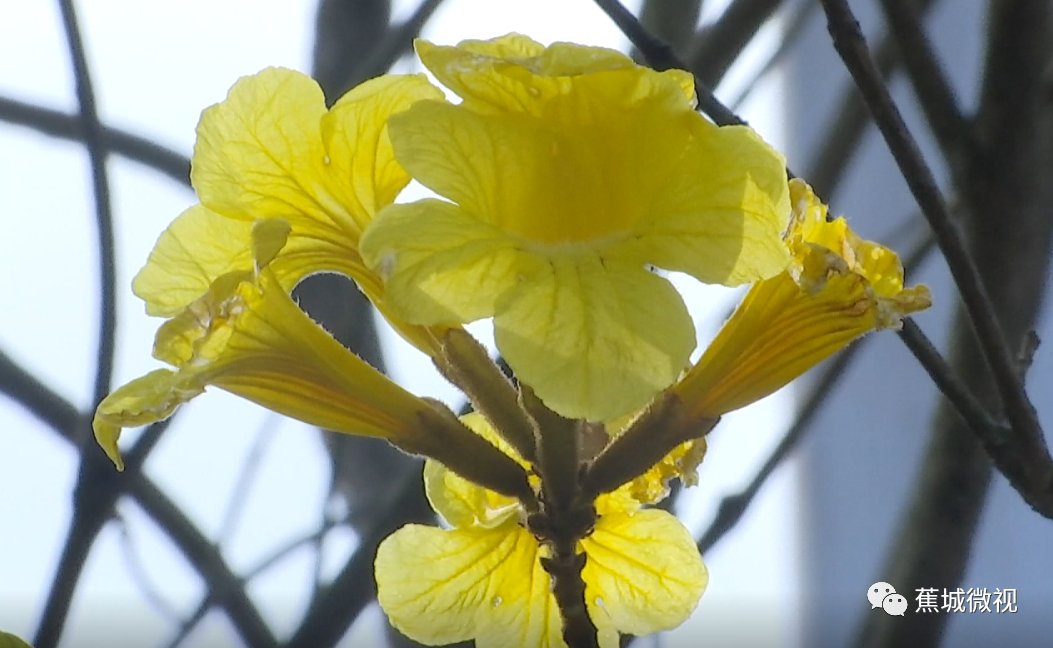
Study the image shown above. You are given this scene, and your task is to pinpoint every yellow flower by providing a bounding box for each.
[133,66,444,354]
[94,223,439,470]
[360,34,791,422]
[93,68,455,469]
[375,415,706,648]
[674,179,932,420]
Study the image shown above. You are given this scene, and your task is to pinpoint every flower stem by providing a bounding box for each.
[583,392,719,498]
[541,548,598,648]
[434,329,537,462]
[405,401,535,503]
[522,387,600,648]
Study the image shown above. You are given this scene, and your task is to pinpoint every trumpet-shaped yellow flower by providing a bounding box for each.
[133,67,444,354]
[360,34,791,421]
[675,179,932,420]
[375,415,706,648]
[94,67,463,467]
[93,223,441,470]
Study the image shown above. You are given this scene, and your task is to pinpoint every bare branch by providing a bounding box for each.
[0,349,80,434]
[285,472,435,648]
[592,0,747,127]
[727,0,819,110]
[688,0,784,88]
[807,0,937,197]
[878,0,970,165]
[58,0,115,408]
[34,1,119,643]
[819,0,1053,516]
[2,346,274,647]
[0,94,190,186]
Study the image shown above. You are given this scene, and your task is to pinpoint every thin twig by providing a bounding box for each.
[4,348,275,647]
[592,0,746,127]
[698,336,863,554]
[352,0,447,82]
[0,95,191,186]
[807,0,938,197]
[216,417,279,545]
[819,0,1052,516]
[114,515,183,624]
[0,348,80,434]
[59,0,115,408]
[164,516,344,648]
[855,2,1053,641]
[878,0,969,166]
[896,319,1003,434]
[128,480,278,648]
[285,471,434,648]
[34,2,118,644]
[727,0,818,110]
[636,0,702,55]
[687,0,784,88]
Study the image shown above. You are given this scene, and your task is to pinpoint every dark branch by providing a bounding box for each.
[58,0,115,408]
[285,471,434,648]
[0,349,80,434]
[819,0,1052,516]
[352,0,447,83]
[129,480,278,648]
[5,345,276,648]
[878,0,969,166]
[592,0,747,127]
[698,337,863,554]
[34,2,119,644]
[896,319,1003,435]
[807,0,938,198]
[727,0,819,110]
[688,0,784,88]
[0,94,191,187]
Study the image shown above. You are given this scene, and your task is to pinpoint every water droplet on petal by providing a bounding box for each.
[492,596,503,607]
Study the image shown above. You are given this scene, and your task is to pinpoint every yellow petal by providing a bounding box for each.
[415,36,693,115]
[614,121,792,286]
[361,199,540,324]
[494,256,695,421]
[675,180,931,419]
[676,272,866,417]
[93,369,203,470]
[628,439,708,504]
[424,459,521,530]
[191,68,338,228]
[422,412,533,529]
[376,525,580,648]
[426,33,547,64]
[386,101,560,236]
[132,205,254,317]
[133,205,438,354]
[133,206,375,315]
[190,67,438,261]
[582,509,707,636]
[0,632,33,648]
[321,73,444,230]
[94,270,433,469]
[386,78,707,245]
[251,218,292,270]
